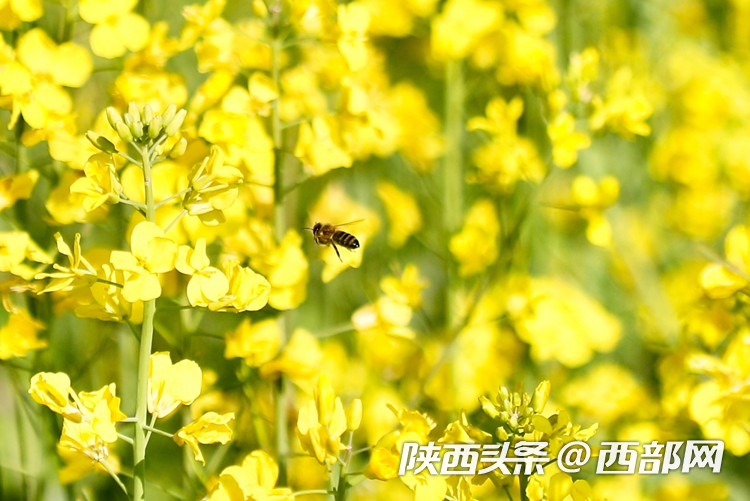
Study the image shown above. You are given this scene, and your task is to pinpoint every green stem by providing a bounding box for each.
[133,144,157,501]
[443,59,464,331]
[142,424,173,439]
[270,28,291,485]
[519,474,528,501]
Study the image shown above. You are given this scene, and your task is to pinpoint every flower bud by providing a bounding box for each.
[148,115,163,139]
[86,131,116,153]
[346,399,362,431]
[128,102,140,120]
[105,107,123,129]
[123,113,134,128]
[169,137,188,159]
[116,122,134,143]
[161,104,177,127]
[130,120,144,139]
[165,109,187,136]
[531,380,550,414]
[142,104,154,124]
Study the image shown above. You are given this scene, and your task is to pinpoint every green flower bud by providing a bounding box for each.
[130,120,144,139]
[148,115,163,139]
[85,131,116,153]
[165,109,187,136]
[128,102,139,120]
[142,104,154,124]
[161,104,177,127]
[168,137,188,159]
[123,113,134,128]
[105,107,123,129]
[116,122,134,143]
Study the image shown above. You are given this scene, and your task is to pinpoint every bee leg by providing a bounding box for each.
[332,243,343,262]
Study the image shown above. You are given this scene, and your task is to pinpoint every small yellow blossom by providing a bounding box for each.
[174,411,234,464]
[0,169,38,211]
[207,450,293,501]
[468,97,546,191]
[590,68,652,140]
[449,199,500,276]
[110,221,177,302]
[69,154,122,212]
[225,318,281,367]
[562,363,653,424]
[0,29,92,128]
[184,146,244,226]
[513,278,622,367]
[548,112,591,168]
[260,328,322,381]
[76,263,144,323]
[0,0,43,29]
[431,0,501,60]
[701,225,750,299]
[0,231,52,280]
[296,375,349,464]
[29,372,81,421]
[0,310,46,359]
[148,352,202,419]
[380,264,428,309]
[338,3,370,72]
[79,0,150,58]
[208,260,270,312]
[376,181,422,248]
[45,171,110,225]
[294,116,353,176]
[176,238,229,307]
[251,230,309,310]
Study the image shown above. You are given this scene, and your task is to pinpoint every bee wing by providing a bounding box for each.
[333,219,365,228]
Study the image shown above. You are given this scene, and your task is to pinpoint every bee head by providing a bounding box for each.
[312,222,322,233]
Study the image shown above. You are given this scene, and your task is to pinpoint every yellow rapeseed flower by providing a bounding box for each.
[69,154,122,212]
[207,450,293,501]
[376,181,422,248]
[0,29,91,129]
[79,0,150,58]
[208,260,270,312]
[250,230,309,310]
[109,221,177,302]
[225,318,280,367]
[0,309,46,360]
[174,411,234,464]
[0,0,43,30]
[296,374,349,464]
[260,328,322,381]
[430,0,501,60]
[449,199,500,276]
[294,116,353,176]
[176,238,229,307]
[337,3,370,72]
[0,231,52,280]
[548,112,591,168]
[148,352,202,419]
[0,169,38,211]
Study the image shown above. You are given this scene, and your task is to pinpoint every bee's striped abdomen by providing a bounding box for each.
[333,231,360,249]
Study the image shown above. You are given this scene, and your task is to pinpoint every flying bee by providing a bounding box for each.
[302,219,364,262]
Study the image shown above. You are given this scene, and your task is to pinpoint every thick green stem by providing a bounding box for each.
[443,59,464,330]
[133,145,157,501]
[270,32,290,485]
[519,474,529,501]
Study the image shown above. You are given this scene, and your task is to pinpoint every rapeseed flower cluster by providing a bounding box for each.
[0,1,746,501]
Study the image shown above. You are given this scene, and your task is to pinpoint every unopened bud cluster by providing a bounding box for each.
[87,102,187,155]
[480,381,550,440]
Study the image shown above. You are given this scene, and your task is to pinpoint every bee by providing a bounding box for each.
[303,220,363,262]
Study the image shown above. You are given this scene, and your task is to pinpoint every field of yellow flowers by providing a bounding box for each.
[0,0,749,500]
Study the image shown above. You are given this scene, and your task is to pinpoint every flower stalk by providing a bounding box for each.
[133,142,157,501]
[443,58,464,330]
